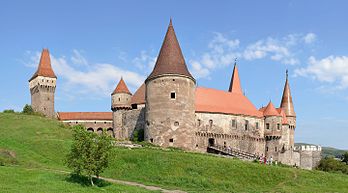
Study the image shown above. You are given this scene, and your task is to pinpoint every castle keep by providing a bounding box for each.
[29,20,321,169]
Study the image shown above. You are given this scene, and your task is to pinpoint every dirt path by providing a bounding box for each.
[24,167,187,193]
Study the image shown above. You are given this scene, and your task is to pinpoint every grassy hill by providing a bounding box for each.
[296,143,347,158]
[1,113,348,193]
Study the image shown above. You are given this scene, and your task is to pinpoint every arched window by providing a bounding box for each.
[209,119,213,127]
[87,128,94,132]
[97,128,103,135]
[107,128,114,137]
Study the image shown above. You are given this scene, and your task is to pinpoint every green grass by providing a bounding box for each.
[1,113,348,193]
[0,166,156,193]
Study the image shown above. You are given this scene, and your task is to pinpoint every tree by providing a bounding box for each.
[66,125,113,186]
[342,152,348,164]
[22,104,34,115]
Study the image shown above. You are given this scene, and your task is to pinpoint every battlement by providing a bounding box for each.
[294,145,322,152]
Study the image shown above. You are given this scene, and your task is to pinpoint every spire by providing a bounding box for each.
[280,70,296,117]
[146,19,194,81]
[263,101,280,117]
[112,77,132,95]
[228,60,243,94]
[29,48,56,81]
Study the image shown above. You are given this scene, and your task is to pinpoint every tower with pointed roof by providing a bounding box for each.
[280,70,296,149]
[111,77,132,139]
[228,62,243,94]
[29,49,57,118]
[144,19,196,150]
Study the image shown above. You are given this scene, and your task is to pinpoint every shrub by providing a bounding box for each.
[22,104,34,115]
[317,157,348,175]
[132,128,144,142]
[3,109,15,113]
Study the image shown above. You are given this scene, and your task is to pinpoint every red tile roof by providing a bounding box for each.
[229,63,243,94]
[277,108,289,124]
[280,71,296,117]
[146,19,194,81]
[112,78,132,95]
[131,83,145,105]
[195,87,263,118]
[57,112,112,121]
[29,49,57,81]
[263,101,280,117]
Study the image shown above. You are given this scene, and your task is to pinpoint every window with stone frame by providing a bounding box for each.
[256,122,259,129]
[209,119,213,127]
[266,123,270,130]
[244,120,249,130]
[231,119,236,129]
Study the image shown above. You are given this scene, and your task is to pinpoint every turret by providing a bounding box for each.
[280,70,296,149]
[145,19,196,150]
[111,77,132,111]
[29,48,57,118]
[262,101,282,160]
[111,78,132,139]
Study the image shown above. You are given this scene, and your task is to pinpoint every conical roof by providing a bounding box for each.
[228,63,243,94]
[131,83,145,105]
[146,19,194,82]
[280,70,296,117]
[29,48,56,81]
[263,101,280,117]
[112,78,132,95]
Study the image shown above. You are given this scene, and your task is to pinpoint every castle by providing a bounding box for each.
[29,20,321,170]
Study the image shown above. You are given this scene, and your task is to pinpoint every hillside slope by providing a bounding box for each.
[1,113,348,193]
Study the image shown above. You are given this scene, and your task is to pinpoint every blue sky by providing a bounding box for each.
[1,0,347,149]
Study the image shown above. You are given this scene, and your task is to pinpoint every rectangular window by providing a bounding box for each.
[266,146,269,152]
[275,147,278,152]
[169,138,174,143]
[256,122,259,129]
[170,92,176,99]
[277,124,280,130]
[266,123,270,130]
[232,119,236,128]
[245,120,249,131]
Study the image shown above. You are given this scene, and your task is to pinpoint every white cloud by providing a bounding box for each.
[132,50,157,74]
[189,32,316,79]
[295,55,348,89]
[303,33,317,44]
[27,50,145,99]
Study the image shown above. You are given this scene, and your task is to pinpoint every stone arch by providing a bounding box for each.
[107,128,114,137]
[97,128,103,135]
[87,128,94,132]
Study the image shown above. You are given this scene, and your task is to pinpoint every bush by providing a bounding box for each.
[342,152,348,164]
[3,109,15,113]
[22,104,34,115]
[132,128,144,142]
[317,157,348,175]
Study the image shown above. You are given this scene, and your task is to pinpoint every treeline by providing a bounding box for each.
[317,152,348,175]
[2,104,43,116]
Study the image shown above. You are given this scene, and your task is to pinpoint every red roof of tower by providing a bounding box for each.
[280,70,296,117]
[263,101,280,117]
[112,78,132,95]
[229,63,243,94]
[131,83,145,105]
[277,108,289,124]
[29,48,56,81]
[146,19,194,81]
[57,112,112,121]
[195,87,263,118]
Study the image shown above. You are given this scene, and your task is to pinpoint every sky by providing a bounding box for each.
[0,0,347,149]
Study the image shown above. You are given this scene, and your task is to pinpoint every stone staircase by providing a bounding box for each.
[208,145,258,160]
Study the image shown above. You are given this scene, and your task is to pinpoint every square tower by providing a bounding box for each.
[29,49,57,118]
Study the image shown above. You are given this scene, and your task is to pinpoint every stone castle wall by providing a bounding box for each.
[122,108,145,140]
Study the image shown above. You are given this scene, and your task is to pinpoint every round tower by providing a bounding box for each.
[111,77,132,139]
[262,101,282,160]
[28,48,57,118]
[280,70,296,149]
[145,19,196,150]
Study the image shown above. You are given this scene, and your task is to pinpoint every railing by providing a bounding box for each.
[208,144,258,160]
